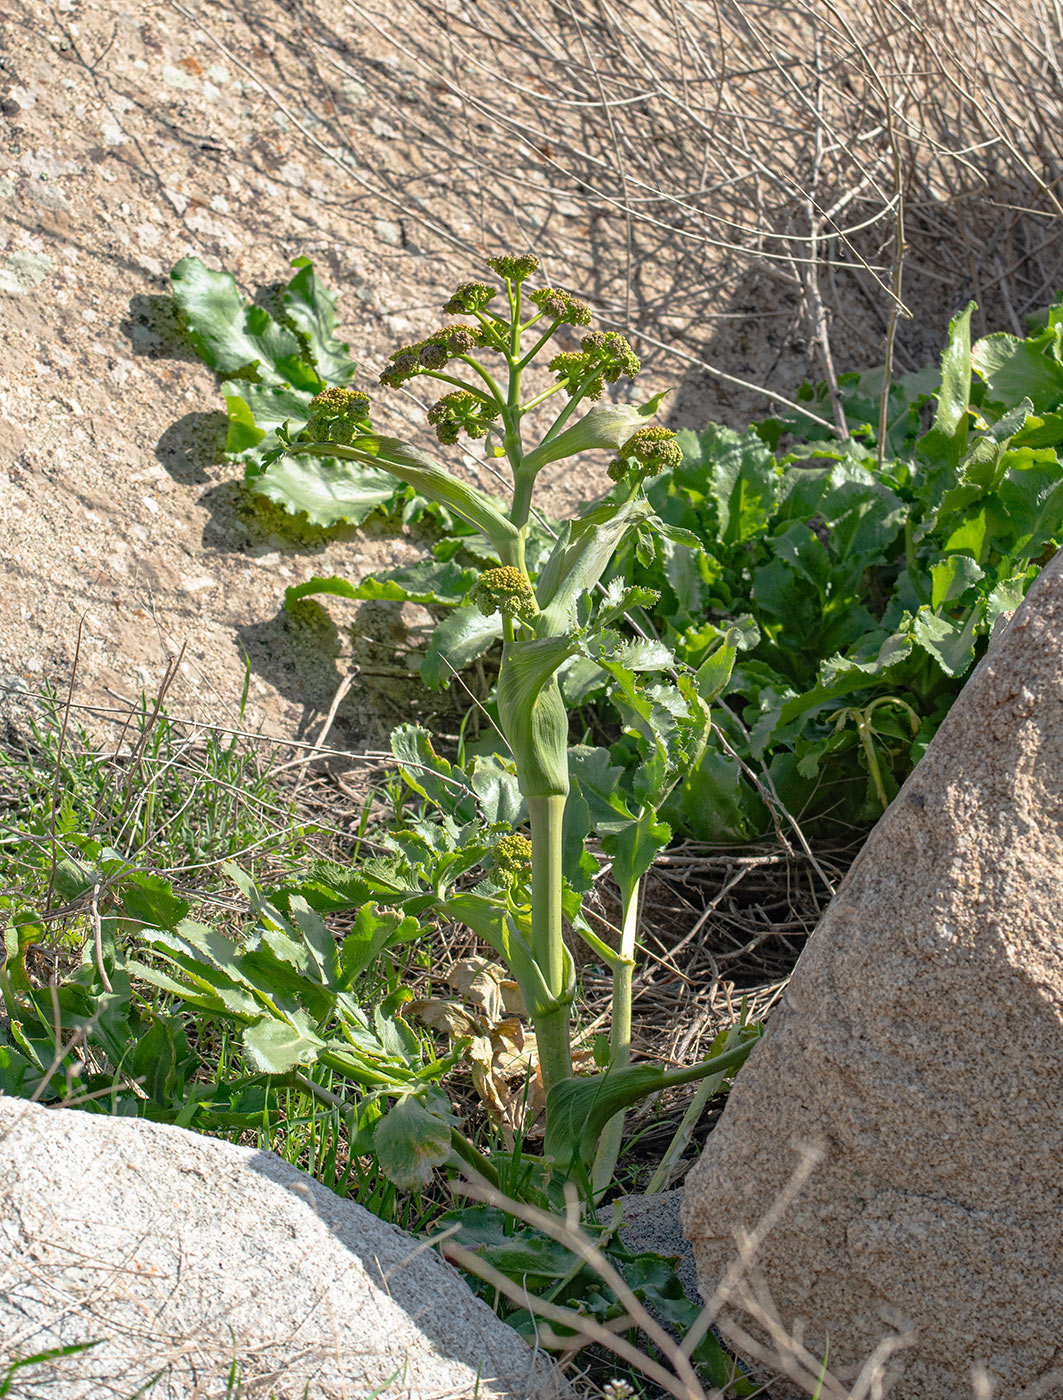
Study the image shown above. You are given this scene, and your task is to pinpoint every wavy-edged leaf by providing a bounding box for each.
[918,301,973,471]
[339,557,479,607]
[242,1013,325,1074]
[390,724,477,821]
[291,437,520,556]
[221,381,316,475]
[421,606,503,689]
[973,330,1063,414]
[283,256,358,385]
[700,423,780,548]
[373,1091,455,1189]
[254,453,400,525]
[171,256,319,389]
[468,753,525,826]
[911,603,982,677]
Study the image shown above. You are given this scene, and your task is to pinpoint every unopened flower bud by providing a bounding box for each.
[306,386,372,444]
[471,565,538,621]
[487,253,540,283]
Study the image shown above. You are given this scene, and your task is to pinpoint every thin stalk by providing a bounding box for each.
[515,322,559,371]
[591,877,640,1194]
[527,793,572,1090]
[520,381,571,413]
[420,369,499,404]
[538,385,590,448]
[644,1038,739,1195]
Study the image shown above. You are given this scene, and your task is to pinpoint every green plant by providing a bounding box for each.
[257,253,755,1184]
[631,300,1063,838]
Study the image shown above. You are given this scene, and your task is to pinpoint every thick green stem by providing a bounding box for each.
[511,467,537,529]
[591,879,639,1194]
[527,793,572,1090]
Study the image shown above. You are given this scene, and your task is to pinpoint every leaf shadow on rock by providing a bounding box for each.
[155,411,228,486]
[120,293,200,364]
[233,599,352,746]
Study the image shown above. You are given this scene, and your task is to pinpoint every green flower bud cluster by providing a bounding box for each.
[607,425,682,482]
[305,386,372,445]
[443,281,497,314]
[487,252,540,283]
[528,287,592,326]
[426,389,501,444]
[470,565,539,621]
[379,325,486,387]
[491,830,533,888]
[549,331,641,400]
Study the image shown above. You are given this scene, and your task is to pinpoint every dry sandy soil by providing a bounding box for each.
[1,0,1059,752]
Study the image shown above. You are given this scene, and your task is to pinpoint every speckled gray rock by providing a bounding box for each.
[682,551,1063,1399]
[0,1096,565,1399]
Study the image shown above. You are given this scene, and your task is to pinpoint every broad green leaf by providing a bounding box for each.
[973,332,1063,413]
[536,495,654,634]
[911,604,982,677]
[985,573,1030,630]
[421,606,503,688]
[596,637,673,672]
[373,1092,454,1189]
[468,754,526,827]
[220,382,316,470]
[125,958,256,1019]
[819,468,907,568]
[996,466,1063,559]
[171,257,319,389]
[331,557,479,607]
[694,630,737,701]
[568,745,631,831]
[391,725,476,821]
[254,454,399,526]
[930,555,984,608]
[700,423,779,547]
[605,808,672,902]
[291,437,520,557]
[918,302,973,470]
[0,1043,31,1095]
[120,873,188,931]
[130,1018,178,1103]
[339,904,421,984]
[436,1206,584,1286]
[662,537,707,618]
[242,1013,326,1074]
[558,656,607,705]
[283,256,358,385]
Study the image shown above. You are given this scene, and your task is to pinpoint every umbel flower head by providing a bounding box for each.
[471,565,539,622]
[549,331,640,400]
[443,281,497,315]
[528,287,592,327]
[607,424,682,482]
[379,326,485,388]
[305,386,372,445]
[486,252,540,283]
[491,830,533,889]
[426,390,501,444]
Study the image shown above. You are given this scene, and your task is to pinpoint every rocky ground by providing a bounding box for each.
[1,0,1058,754]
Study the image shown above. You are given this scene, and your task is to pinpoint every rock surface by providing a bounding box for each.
[0,1096,565,1399]
[682,551,1063,1399]
[1,2,1054,746]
